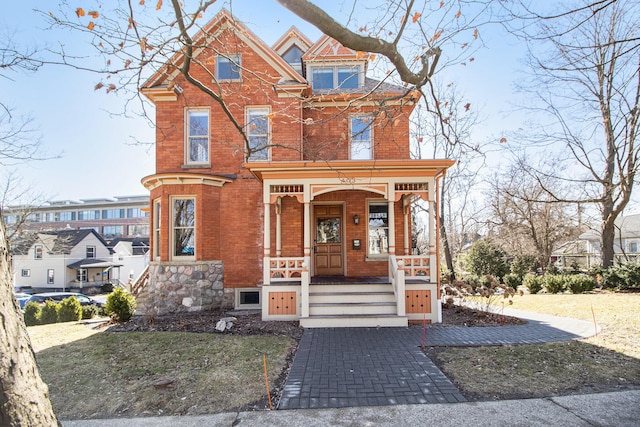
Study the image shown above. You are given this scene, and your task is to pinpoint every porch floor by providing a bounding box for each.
[310,275,431,285]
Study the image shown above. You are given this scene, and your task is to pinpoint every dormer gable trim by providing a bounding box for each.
[303,34,365,62]
[141,9,306,101]
[272,26,313,56]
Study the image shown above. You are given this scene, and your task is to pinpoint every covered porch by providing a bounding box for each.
[248,160,453,328]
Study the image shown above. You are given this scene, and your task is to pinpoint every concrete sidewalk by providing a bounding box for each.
[61,389,640,426]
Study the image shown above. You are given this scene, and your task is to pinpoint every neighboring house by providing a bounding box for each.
[139,10,453,327]
[552,214,640,269]
[3,195,150,240]
[108,237,150,287]
[11,229,121,293]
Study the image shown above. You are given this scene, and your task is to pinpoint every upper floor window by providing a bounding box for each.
[56,211,76,222]
[311,66,360,90]
[350,116,373,160]
[103,225,124,239]
[34,244,43,260]
[246,107,270,161]
[127,208,148,218]
[186,109,209,165]
[86,246,96,258]
[216,54,240,80]
[3,214,17,225]
[26,213,40,222]
[628,241,638,253]
[173,198,195,258]
[78,210,100,220]
[102,209,125,219]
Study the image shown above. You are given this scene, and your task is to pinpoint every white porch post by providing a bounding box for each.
[263,201,271,285]
[301,198,311,318]
[403,197,410,255]
[275,197,282,257]
[429,199,437,283]
[388,199,396,256]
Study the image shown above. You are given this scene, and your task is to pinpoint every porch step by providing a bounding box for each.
[300,314,408,328]
[305,282,405,327]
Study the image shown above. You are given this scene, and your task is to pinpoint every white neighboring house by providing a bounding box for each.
[553,214,640,269]
[12,229,121,293]
[107,237,150,288]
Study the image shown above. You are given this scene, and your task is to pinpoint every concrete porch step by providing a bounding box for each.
[300,314,408,328]
[309,301,397,316]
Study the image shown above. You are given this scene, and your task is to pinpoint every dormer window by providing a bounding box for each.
[310,66,360,90]
[282,45,304,73]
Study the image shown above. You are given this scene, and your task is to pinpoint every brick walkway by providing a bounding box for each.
[278,310,597,410]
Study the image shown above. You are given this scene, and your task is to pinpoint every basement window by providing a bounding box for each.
[235,288,261,309]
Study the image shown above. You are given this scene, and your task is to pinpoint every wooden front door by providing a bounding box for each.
[314,205,344,276]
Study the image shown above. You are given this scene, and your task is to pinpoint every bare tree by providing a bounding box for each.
[486,158,581,270]
[0,33,60,427]
[508,0,640,268]
[411,82,485,278]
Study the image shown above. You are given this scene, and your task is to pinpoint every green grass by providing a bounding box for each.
[31,327,294,419]
[429,293,640,400]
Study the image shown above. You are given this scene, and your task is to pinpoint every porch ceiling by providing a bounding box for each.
[246,159,455,182]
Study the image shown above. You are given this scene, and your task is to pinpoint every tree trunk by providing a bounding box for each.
[439,176,456,279]
[601,211,616,268]
[0,221,59,426]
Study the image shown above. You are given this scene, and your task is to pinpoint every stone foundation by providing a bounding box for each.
[137,261,229,316]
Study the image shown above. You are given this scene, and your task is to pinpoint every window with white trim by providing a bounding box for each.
[153,199,161,260]
[172,198,195,258]
[76,268,87,282]
[86,246,96,258]
[350,116,373,160]
[368,202,389,257]
[216,54,241,80]
[628,241,638,253]
[47,269,55,285]
[310,66,360,90]
[235,288,261,309]
[246,107,270,161]
[21,269,30,277]
[34,245,43,260]
[186,109,209,164]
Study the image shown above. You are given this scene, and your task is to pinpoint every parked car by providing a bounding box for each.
[26,292,105,307]
[14,285,34,294]
[14,292,32,309]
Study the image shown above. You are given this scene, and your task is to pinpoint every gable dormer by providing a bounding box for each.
[302,35,369,93]
[272,26,313,76]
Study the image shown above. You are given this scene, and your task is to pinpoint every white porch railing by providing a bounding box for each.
[268,257,305,282]
[395,254,433,280]
[389,256,406,316]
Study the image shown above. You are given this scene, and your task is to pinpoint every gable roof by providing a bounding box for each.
[141,9,307,97]
[302,34,363,61]
[36,229,112,255]
[272,26,313,57]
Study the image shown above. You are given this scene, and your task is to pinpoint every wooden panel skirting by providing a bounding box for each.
[405,290,431,314]
[268,291,297,315]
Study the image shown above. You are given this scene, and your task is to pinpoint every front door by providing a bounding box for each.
[314,205,344,276]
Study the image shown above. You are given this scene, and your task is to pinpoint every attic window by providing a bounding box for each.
[216,54,241,80]
[311,66,360,90]
[282,45,304,72]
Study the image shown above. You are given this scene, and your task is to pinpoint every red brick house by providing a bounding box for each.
[139,9,453,327]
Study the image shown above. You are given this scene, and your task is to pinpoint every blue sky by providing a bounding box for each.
[1,1,523,203]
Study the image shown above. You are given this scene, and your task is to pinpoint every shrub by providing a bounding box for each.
[82,304,99,320]
[23,302,41,326]
[601,263,640,291]
[523,274,544,294]
[544,274,566,294]
[510,255,538,278]
[102,282,114,293]
[567,274,595,294]
[105,288,136,322]
[503,273,522,290]
[58,297,83,322]
[40,301,59,324]
[465,239,510,280]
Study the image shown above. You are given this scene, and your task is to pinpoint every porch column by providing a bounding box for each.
[403,197,411,255]
[388,199,396,255]
[429,200,437,283]
[263,201,271,285]
[303,201,311,258]
[275,197,282,257]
